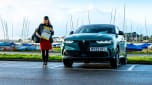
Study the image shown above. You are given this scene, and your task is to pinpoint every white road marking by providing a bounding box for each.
[51,65,64,68]
[128,65,136,71]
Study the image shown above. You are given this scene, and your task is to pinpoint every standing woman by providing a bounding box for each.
[36,16,54,67]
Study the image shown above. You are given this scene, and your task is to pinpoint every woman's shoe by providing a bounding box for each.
[45,62,47,65]
[43,62,45,65]
[42,64,46,68]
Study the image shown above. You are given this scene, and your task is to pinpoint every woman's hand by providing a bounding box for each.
[36,32,42,38]
[50,29,54,32]
[38,35,42,39]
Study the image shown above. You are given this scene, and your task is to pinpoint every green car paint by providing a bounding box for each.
[62,24,127,67]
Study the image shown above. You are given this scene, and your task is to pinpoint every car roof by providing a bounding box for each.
[81,24,116,28]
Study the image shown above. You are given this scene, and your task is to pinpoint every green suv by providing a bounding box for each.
[62,24,127,68]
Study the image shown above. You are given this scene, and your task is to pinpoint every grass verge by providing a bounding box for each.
[1,54,152,64]
[0,54,62,61]
[127,57,152,64]
[127,57,152,62]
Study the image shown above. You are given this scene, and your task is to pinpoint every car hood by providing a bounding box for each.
[64,33,115,41]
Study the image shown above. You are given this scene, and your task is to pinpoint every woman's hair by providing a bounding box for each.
[43,16,51,25]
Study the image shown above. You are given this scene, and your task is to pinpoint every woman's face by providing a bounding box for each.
[45,20,49,25]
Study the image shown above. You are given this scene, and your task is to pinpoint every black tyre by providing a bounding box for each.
[84,61,89,64]
[110,48,119,69]
[63,59,73,67]
[120,54,127,65]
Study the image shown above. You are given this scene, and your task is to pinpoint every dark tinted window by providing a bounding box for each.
[75,25,115,34]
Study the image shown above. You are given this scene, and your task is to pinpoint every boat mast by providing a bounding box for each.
[123,4,126,40]
[131,24,133,42]
[113,8,116,25]
[88,10,91,24]
[110,8,113,24]
[70,15,74,31]
[145,17,148,42]
[12,24,13,41]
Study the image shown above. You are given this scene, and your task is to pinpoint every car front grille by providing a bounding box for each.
[87,51,108,57]
[64,50,80,57]
[78,40,90,54]
[64,50,109,57]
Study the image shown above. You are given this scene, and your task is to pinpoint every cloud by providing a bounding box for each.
[0,0,152,40]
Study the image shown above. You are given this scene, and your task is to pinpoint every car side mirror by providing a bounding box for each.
[119,31,124,35]
[69,31,74,35]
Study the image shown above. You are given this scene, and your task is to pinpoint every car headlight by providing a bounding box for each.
[96,40,113,44]
[64,40,74,43]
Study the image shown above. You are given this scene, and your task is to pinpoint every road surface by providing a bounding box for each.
[0,61,151,85]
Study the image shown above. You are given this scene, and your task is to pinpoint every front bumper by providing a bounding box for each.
[63,56,113,62]
[64,50,112,57]
[62,49,115,62]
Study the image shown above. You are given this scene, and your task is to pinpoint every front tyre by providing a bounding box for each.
[120,54,127,65]
[84,61,89,64]
[63,59,73,67]
[110,48,119,69]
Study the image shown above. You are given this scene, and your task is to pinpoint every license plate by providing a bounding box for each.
[90,47,107,52]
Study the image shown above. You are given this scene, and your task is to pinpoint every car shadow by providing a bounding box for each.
[69,63,125,69]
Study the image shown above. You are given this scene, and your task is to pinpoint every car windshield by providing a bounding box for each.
[74,25,115,34]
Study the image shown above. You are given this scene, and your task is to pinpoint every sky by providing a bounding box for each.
[0,0,152,40]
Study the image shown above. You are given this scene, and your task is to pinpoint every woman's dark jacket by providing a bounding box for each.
[32,24,54,43]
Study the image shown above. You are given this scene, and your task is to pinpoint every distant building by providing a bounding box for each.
[125,32,143,42]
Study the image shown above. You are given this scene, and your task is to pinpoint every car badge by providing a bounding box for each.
[82,40,85,43]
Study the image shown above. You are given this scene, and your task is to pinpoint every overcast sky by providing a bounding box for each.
[0,0,152,40]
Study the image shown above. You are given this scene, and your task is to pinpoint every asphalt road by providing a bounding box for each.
[0,61,152,85]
